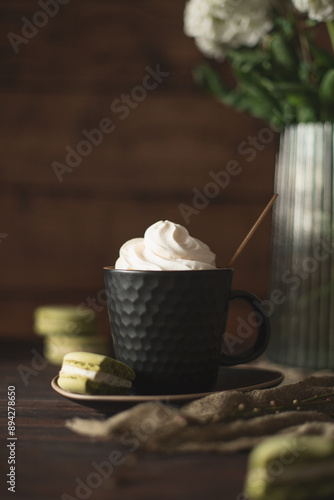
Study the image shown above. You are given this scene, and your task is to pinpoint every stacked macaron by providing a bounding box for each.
[33,305,110,365]
[58,352,135,395]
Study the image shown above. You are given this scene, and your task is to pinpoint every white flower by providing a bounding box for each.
[184,0,273,60]
[292,0,334,21]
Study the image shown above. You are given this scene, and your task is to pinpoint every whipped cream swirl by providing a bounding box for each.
[115,220,217,270]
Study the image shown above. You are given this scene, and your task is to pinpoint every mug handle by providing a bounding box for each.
[220,290,270,366]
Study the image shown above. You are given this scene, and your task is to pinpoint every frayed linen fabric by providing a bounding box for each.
[66,374,334,453]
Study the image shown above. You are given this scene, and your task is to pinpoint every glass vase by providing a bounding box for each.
[268,122,334,369]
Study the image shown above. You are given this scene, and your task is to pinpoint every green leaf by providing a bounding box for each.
[227,48,271,74]
[273,82,318,108]
[305,19,318,28]
[192,64,279,122]
[327,20,334,54]
[298,61,313,86]
[237,78,274,107]
[319,69,334,105]
[297,106,318,123]
[193,64,229,97]
[269,33,298,76]
[274,15,295,38]
[286,92,314,107]
[192,64,253,112]
[280,103,296,126]
[308,42,334,69]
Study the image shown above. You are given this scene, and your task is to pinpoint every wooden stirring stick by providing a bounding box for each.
[228,193,278,267]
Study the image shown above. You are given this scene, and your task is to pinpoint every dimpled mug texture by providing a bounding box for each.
[104,268,233,395]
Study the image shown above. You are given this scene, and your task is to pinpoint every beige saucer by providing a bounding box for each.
[51,366,284,410]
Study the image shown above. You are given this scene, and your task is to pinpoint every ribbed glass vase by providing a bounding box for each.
[268,122,334,369]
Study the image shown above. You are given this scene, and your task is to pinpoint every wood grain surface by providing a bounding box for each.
[0,341,248,500]
[0,0,279,339]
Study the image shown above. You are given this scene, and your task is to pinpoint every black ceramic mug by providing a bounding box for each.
[104,267,270,395]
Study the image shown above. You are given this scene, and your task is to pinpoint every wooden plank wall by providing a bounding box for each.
[0,0,279,339]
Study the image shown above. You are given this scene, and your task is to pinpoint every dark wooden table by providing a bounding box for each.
[1,342,248,500]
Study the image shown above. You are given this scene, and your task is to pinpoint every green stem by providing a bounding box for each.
[327,21,334,54]
[221,393,334,422]
[301,392,334,403]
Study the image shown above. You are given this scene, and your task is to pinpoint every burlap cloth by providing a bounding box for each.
[66,360,334,453]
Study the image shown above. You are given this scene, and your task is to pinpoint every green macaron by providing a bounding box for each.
[244,435,334,500]
[34,305,96,336]
[44,335,110,365]
[58,352,135,395]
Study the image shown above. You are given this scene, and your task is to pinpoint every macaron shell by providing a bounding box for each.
[57,375,131,395]
[44,336,110,365]
[62,352,135,381]
[34,305,96,336]
[34,305,95,322]
[244,436,334,500]
[249,435,334,468]
[35,319,96,336]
